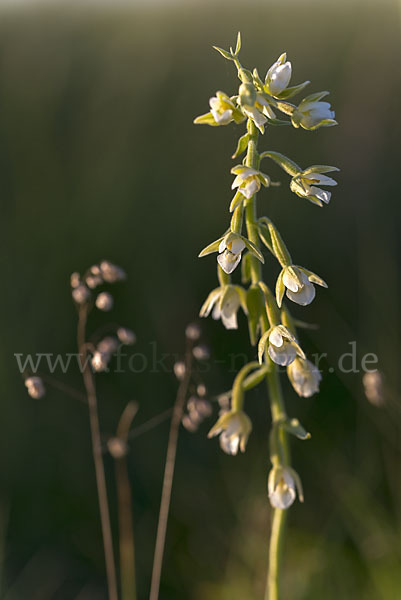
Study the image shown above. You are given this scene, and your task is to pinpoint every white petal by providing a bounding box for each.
[269,327,284,347]
[286,281,316,306]
[218,239,226,253]
[308,173,337,186]
[229,238,246,254]
[212,302,222,321]
[268,342,297,367]
[219,432,239,455]
[209,97,219,110]
[242,178,259,199]
[217,251,242,274]
[282,269,299,292]
[268,62,292,95]
[231,174,243,189]
[310,187,331,204]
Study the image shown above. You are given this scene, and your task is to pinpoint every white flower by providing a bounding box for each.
[96,292,114,311]
[277,266,327,307]
[208,410,252,455]
[217,235,246,275]
[231,165,270,200]
[265,53,292,97]
[268,466,303,509]
[117,327,136,345]
[200,285,244,329]
[287,357,322,397]
[268,325,305,367]
[290,167,338,207]
[209,91,236,125]
[25,376,45,399]
[292,93,337,130]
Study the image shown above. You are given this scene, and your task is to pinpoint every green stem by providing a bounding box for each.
[243,119,289,600]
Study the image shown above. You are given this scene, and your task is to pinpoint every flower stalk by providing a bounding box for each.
[195,33,338,599]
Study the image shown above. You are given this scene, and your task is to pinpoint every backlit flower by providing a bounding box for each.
[268,325,305,367]
[292,92,337,130]
[217,235,246,275]
[265,53,292,97]
[287,357,322,397]
[209,91,236,125]
[268,466,303,509]
[200,285,244,330]
[231,165,270,200]
[290,166,338,207]
[277,265,327,307]
[208,410,252,455]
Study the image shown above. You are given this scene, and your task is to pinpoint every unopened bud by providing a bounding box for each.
[363,370,384,407]
[70,272,81,288]
[97,336,118,354]
[99,261,126,283]
[196,383,207,397]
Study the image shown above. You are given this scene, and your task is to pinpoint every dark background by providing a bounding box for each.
[1,1,401,598]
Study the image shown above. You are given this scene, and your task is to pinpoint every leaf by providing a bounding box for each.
[213,46,233,60]
[260,151,301,176]
[246,285,264,346]
[232,133,250,159]
[243,365,269,391]
[240,236,265,264]
[241,252,252,284]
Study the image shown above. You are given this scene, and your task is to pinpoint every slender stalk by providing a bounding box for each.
[77,305,118,600]
[149,336,194,600]
[244,120,289,600]
[114,401,139,600]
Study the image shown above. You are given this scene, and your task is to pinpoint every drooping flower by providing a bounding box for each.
[267,325,305,367]
[265,53,292,97]
[200,285,245,330]
[268,466,303,509]
[292,92,337,130]
[209,91,236,125]
[208,410,252,455]
[217,235,246,275]
[231,165,270,200]
[287,357,322,397]
[290,166,338,207]
[276,265,327,307]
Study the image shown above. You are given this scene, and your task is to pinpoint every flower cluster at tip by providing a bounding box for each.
[70,261,136,373]
[194,33,339,510]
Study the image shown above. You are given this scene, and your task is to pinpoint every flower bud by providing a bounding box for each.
[239,82,256,107]
[185,323,201,341]
[117,327,136,345]
[173,361,186,381]
[107,437,128,459]
[193,345,210,361]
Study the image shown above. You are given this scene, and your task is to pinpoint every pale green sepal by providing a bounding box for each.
[240,236,265,263]
[260,151,301,176]
[232,133,250,159]
[275,81,310,100]
[213,46,233,60]
[289,467,304,502]
[302,165,340,175]
[282,418,311,441]
[252,68,264,90]
[241,252,252,284]
[229,191,244,213]
[234,31,241,55]
[193,112,220,126]
[233,285,248,315]
[265,118,292,127]
[268,223,292,267]
[258,330,271,364]
[305,119,338,131]
[274,324,296,343]
[293,318,319,330]
[298,267,328,288]
[198,236,225,257]
[232,109,247,124]
[275,100,296,116]
[258,223,274,254]
[299,91,329,107]
[276,269,285,308]
[199,287,221,317]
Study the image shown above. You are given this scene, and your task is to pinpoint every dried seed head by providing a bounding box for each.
[72,284,90,305]
[174,361,186,380]
[25,376,45,399]
[117,327,136,345]
[95,292,114,312]
[193,345,210,360]
[185,323,201,341]
[107,437,128,459]
[99,261,126,283]
[70,272,81,288]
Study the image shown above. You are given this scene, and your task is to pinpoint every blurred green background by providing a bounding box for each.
[1,1,401,598]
